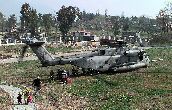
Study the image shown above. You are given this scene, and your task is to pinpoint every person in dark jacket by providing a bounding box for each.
[17,92,22,104]
[32,76,41,95]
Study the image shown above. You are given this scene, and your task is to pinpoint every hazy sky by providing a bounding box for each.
[0,0,169,19]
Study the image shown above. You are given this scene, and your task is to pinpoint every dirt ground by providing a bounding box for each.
[0,88,12,110]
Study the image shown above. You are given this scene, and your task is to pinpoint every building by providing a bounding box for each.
[122,32,138,44]
[121,31,149,47]
[72,30,96,42]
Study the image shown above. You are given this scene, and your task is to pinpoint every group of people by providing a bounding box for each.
[17,88,33,105]
[50,69,72,84]
[17,69,73,105]
[17,76,41,105]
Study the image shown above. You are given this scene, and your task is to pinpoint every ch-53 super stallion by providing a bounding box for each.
[20,36,150,75]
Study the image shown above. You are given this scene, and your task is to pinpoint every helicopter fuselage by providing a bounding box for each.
[60,48,149,72]
[23,38,150,72]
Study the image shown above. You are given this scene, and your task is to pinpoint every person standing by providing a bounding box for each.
[61,70,68,84]
[27,92,33,104]
[32,76,41,95]
[17,92,22,104]
[23,88,30,104]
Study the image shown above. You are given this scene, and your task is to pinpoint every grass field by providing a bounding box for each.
[0,48,172,109]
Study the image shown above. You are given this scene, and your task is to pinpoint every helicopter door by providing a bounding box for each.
[138,51,144,61]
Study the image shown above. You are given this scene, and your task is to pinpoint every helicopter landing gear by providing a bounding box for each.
[82,68,99,76]
[89,69,95,75]
[71,67,80,76]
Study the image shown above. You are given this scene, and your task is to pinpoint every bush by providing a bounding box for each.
[149,33,172,46]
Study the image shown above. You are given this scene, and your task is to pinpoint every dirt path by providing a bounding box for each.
[0,85,37,110]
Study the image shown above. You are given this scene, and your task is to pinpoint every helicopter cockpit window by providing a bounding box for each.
[99,50,105,55]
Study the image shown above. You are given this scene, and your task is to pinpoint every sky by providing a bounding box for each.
[0,0,170,19]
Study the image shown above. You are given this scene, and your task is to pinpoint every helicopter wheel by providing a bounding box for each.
[81,68,98,76]
[88,69,96,76]
[71,67,81,76]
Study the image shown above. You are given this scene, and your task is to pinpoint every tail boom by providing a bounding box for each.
[26,40,60,66]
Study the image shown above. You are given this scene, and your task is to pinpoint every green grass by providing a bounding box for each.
[0,96,8,104]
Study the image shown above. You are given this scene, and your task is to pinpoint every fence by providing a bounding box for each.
[0,39,24,46]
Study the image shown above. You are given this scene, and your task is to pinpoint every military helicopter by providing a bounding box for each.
[20,36,150,74]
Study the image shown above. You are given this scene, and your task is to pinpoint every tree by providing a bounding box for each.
[156,9,170,33]
[7,14,17,32]
[156,2,172,33]
[0,12,6,33]
[110,16,120,36]
[121,17,130,31]
[20,3,38,36]
[42,14,53,36]
[56,5,80,43]
[37,13,43,28]
[20,3,31,31]
[130,16,139,32]
[29,8,38,36]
